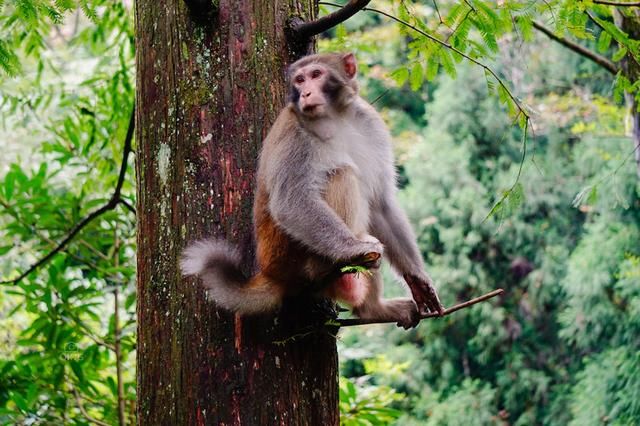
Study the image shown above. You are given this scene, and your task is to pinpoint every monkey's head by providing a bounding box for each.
[287,52,359,119]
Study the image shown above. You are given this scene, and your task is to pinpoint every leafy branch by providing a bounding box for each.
[318,2,530,125]
[1,106,135,285]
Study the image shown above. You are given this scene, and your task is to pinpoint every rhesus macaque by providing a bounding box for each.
[181,52,443,328]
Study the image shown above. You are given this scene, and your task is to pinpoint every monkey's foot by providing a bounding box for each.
[388,298,421,329]
[403,274,444,316]
[354,298,421,329]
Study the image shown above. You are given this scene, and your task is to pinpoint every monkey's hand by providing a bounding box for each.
[351,235,383,269]
[336,236,383,273]
[403,273,444,316]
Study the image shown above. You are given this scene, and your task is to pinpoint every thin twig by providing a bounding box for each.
[119,198,136,215]
[72,387,111,426]
[592,0,640,6]
[1,105,135,285]
[370,88,390,105]
[432,0,450,28]
[291,0,371,38]
[463,0,477,12]
[445,8,473,43]
[338,289,504,326]
[532,20,618,74]
[336,288,504,327]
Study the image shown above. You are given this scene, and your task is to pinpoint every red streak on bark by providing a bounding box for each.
[234,313,242,353]
[222,152,239,216]
[234,89,247,116]
[231,394,241,425]
[196,406,204,426]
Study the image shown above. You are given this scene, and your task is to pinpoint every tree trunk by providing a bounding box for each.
[135,1,339,424]
[614,9,640,178]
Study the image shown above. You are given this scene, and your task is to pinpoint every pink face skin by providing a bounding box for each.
[292,64,330,118]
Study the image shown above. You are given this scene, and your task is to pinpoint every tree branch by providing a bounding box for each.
[1,106,135,285]
[592,0,640,6]
[337,289,504,327]
[119,198,136,215]
[72,387,111,426]
[290,0,371,39]
[532,20,619,75]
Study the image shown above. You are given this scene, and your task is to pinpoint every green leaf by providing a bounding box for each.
[426,58,439,81]
[69,360,86,383]
[11,392,29,412]
[410,62,424,91]
[4,170,15,200]
[612,46,627,62]
[597,31,612,54]
[507,182,524,212]
[438,49,456,78]
[390,67,409,87]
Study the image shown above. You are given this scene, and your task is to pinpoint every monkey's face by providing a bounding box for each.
[288,53,359,119]
[290,64,332,118]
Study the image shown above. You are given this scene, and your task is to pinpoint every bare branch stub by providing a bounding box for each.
[291,0,371,38]
[337,289,504,327]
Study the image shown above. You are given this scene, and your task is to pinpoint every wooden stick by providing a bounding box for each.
[337,289,504,327]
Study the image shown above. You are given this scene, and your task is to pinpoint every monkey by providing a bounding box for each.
[181,52,443,328]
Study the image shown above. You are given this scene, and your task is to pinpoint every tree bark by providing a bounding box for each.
[135,1,339,425]
[614,9,640,178]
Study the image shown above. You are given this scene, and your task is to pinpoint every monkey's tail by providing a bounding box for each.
[180,239,283,314]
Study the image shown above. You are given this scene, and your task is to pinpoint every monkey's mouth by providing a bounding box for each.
[302,103,324,115]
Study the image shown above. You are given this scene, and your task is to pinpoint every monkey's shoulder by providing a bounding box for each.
[263,105,304,146]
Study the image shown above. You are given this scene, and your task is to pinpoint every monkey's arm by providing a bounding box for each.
[370,196,443,314]
[267,152,381,262]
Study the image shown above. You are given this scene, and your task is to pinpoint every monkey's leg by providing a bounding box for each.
[323,167,368,231]
[370,200,443,315]
[351,271,420,329]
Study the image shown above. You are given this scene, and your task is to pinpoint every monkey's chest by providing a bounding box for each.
[318,132,384,232]
[318,127,385,196]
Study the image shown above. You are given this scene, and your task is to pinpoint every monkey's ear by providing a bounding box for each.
[342,53,357,79]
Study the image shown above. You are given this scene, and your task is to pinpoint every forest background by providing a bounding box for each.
[0,0,639,425]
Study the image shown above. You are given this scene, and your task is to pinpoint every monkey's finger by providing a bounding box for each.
[423,290,443,315]
[422,292,443,316]
[405,275,443,316]
[362,252,381,262]
[360,252,382,269]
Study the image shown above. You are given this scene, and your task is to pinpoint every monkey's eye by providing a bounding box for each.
[311,69,322,79]
[295,75,305,84]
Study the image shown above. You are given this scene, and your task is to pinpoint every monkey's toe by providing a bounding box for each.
[393,300,421,329]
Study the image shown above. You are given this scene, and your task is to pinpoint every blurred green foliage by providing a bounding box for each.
[1,0,639,425]
[328,1,640,425]
[1,1,135,424]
